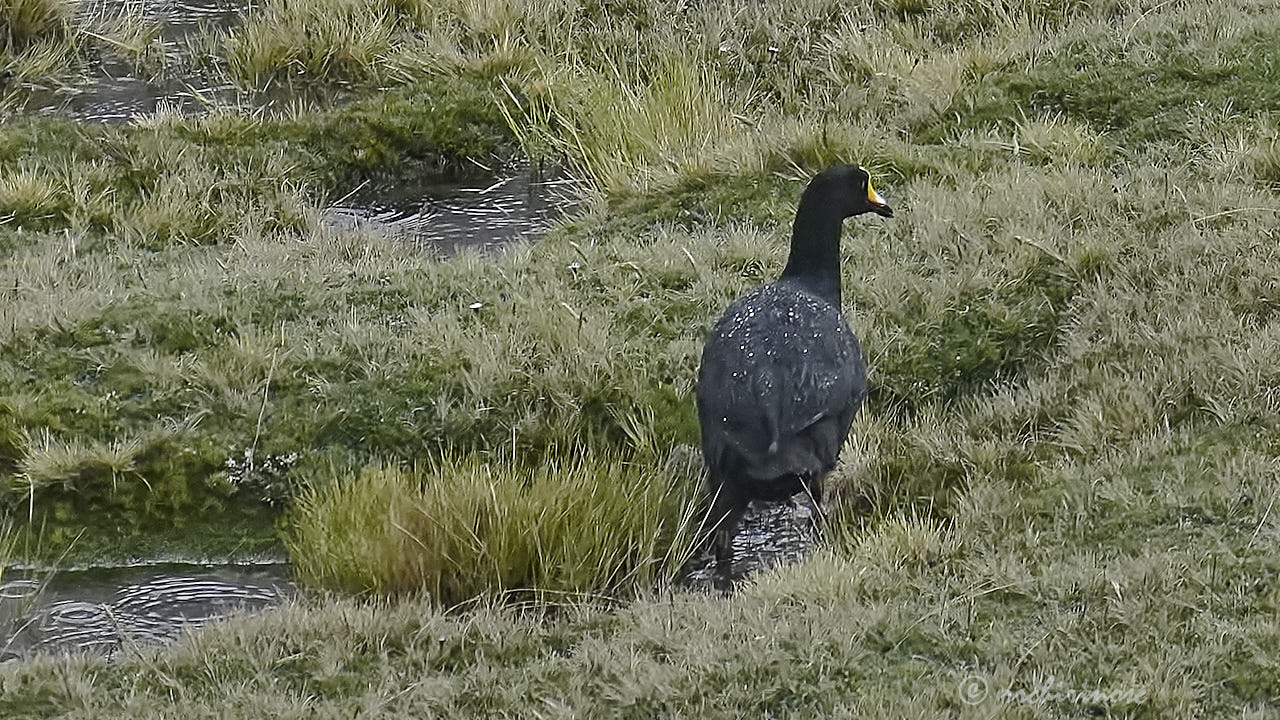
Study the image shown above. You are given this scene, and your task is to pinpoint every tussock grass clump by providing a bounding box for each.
[222,0,399,85]
[502,52,743,195]
[0,517,12,589]
[0,167,65,228]
[1007,113,1110,166]
[1251,130,1280,189]
[1,0,159,82]
[290,451,701,602]
[0,0,72,52]
[13,431,142,496]
[0,425,240,550]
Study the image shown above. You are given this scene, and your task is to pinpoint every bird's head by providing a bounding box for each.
[812,164,894,219]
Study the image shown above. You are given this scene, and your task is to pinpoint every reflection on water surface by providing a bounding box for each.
[1,562,293,661]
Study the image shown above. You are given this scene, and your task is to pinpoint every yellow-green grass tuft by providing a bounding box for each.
[0,0,73,51]
[1,0,159,81]
[500,50,744,195]
[289,449,702,603]
[221,0,398,85]
[0,517,12,588]
[1006,113,1110,166]
[0,167,64,228]
[10,430,142,499]
[1252,132,1280,189]
[0,400,22,477]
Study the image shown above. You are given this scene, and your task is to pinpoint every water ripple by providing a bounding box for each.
[1,564,293,661]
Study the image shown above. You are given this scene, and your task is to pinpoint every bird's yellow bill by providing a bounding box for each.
[867,178,886,206]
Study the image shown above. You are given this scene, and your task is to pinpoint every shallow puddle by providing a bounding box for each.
[323,168,583,255]
[0,562,293,661]
[143,0,249,38]
[679,495,822,592]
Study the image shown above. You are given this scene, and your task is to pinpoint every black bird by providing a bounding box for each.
[695,164,893,567]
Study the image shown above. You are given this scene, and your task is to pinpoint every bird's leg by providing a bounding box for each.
[702,481,747,571]
[714,503,748,569]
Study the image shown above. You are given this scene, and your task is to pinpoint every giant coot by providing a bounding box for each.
[696,164,893,567]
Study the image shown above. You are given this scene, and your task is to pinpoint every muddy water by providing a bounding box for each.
[323,168,583,255]
[0,562,293,662]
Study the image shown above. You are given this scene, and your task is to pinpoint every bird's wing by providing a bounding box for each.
[698,309,863,478]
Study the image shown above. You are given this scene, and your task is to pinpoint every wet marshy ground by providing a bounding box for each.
[8,1,582,254]
[7,0,586,253]
[0,499,819,661]
[1,0,818,665]
[0,562,293,662]
[15,0,255,123]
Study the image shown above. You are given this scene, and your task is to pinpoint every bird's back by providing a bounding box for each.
[696,280,866,497]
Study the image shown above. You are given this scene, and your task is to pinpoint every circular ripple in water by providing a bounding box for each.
[1,564,293,661]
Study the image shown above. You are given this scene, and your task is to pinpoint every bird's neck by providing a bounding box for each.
[780,207,844,305]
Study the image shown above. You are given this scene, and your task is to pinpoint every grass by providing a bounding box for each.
[0,0,1278,714]
[2,429,1279,716]
[290,450,702,601]
[1,0,72,53]
[220,0,401,85]
[0,515,11,574]
[1,0,160,83]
